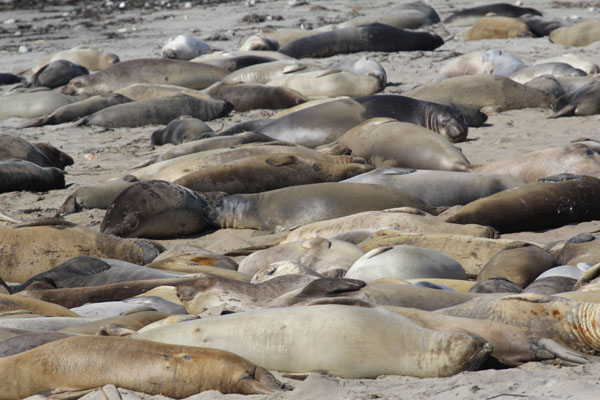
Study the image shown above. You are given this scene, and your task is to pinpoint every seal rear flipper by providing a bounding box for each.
[548,104,576,119]
[56,194,81,216]
[533,338,600,365]
[298,277,366,297]
[19,116,48,128]
[237,366,287,394]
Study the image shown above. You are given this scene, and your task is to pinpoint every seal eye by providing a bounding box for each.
[73,81,82,88]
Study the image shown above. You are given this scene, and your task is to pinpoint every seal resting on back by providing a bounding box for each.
[279,23,444,58]
[206,182,438,232]
[0,336,283,399]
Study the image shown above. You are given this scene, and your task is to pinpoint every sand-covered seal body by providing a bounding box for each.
[549,20,600,47]
[0,336,283,398]
[205,81,307,111]
[28,46,119,74]
[338,118,471,171]
[162,34,211,60]
[279,23,444,58]
[100,180,213,239]
[134,304,491,379]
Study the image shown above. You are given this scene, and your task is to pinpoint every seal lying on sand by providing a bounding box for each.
[0,336,284,399]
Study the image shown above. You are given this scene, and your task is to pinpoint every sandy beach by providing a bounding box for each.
[2,0,600,398]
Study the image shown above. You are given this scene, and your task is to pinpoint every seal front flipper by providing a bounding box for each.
[298,278,366,297]
[533,338,600,365]
[236,366,287,395]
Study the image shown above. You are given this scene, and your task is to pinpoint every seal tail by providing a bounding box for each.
[548,104,575,119]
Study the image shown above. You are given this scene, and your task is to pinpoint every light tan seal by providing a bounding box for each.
[549,20,600,47]
[465,16,533,41]
[0,336,284,398]
[135,304,491,378]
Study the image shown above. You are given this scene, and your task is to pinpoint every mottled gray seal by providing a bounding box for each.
[100,180,215,239]
[279,23,444,58]
[0,336,283,398]
[207,182,438,232]
[61,58,228,95]
[134,304,491,379]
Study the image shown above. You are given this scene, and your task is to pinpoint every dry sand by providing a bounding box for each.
[1,0,600,399]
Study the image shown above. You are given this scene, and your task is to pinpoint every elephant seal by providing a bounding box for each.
[0,159,64,193]
[152,131,275,163]
[552,234,600,267]
[344,168,524,206]
[22,93,132,128]
[200,54,279,73]
[176,274,317,313]
[61,58,228,95]
[404,74,553,113]
[510,62,586,85]
[338,8,437,30]
[150,116,214,145]
[115,83,213,101]
[0,336,283,398]
[444,3,542,25]
[0,90,78,119]
[266,69,384,98]
[204,81,307,111]
[465,16,533,41]
[474,143,600,182]
[279,23,444,58]
[173,153,372,194]
[251,261,324,283]
[468,277,522,294]
[79,95,232,128]
[0,332,75,358]
[100,180,215,239]
[328,56,387,83]
[238,236,365,277]
[523,276,576,295]
[551,81,600,118]
[28,59,88,89]
[0,72,24,85]
[345,245,467,282]
[27,46,119,74]
[162,34,211,59]
[57,176,139,216]
[337,118,471,170]
[354,95,469,143]
[437,293,600,355]
[281,207,498,243]
[477,245,558,288]
[0,293,80,317]
[389,305,598,367]
[525,75,567,99]
[0,134,73,170]
[135,304,491,379]
[446,175,600,233]
[0,221,163,283]
[358,230,527,277]
[519,14,565,37]
[439,49,526,78]
[134,143,358,182]
[534,54,599,75]
[206,182,438,232]
[223,60,313,84]
[240,33,280,51]
[19,277,201,309]
[549,20,600,47]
